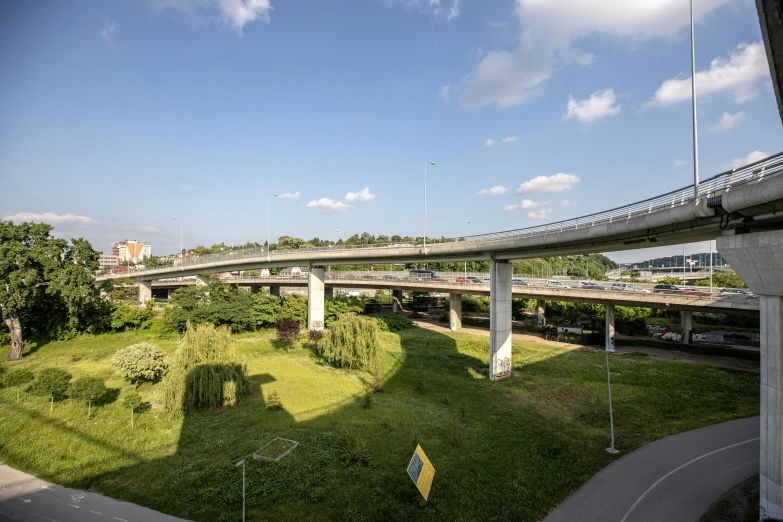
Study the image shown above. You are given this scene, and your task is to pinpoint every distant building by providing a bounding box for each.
[98,254,119,269]
[106,265,131,275]
[114,240,152,263]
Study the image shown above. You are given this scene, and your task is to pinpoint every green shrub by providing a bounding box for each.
[279,295,307,327]
[315,315,380,370]
[122,392,143,428]
[160,323,249,417]
[112,343,168,389]
[111,302,156,331]
[4,369,34,402]
[252,293,282,328]
[267,389,283,410]
[69,376,107,418]
[276,318,301,352]
[31,368,72,411]
[325,298,365,325]
[371,314,413,332]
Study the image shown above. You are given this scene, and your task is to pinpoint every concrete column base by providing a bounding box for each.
[681,310,693,344]
[393,289,404,313]
[605,303,615,352]
[308,267,325,331]
[269,286,280,297]
[449,294,462,331]
[718,230,783,519]
[138,281,152,305]
[536,300,546,327]
[490,261,512,381]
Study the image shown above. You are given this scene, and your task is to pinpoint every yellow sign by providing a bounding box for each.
[407,444,436,500]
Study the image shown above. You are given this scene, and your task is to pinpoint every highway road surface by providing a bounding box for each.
[0,465,189,522]
[542,416,759,522]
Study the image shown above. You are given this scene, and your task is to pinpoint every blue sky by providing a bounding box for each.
[1,0,780,263]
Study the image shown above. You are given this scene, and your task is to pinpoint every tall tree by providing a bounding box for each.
[0,221,99,359]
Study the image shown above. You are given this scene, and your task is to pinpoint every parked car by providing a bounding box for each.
[512,278,532,286]
[623,285,650,293]
[466,276,484,284]
[653,284,680,294]
[580,283,606,291]
[545,280,571,289]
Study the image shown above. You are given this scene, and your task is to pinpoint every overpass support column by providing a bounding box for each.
[605,303,615,352]
[308,267,325,331]
[449,294,462,332]
[325,286,334,299]
[536,300,546,327]
[194,275,209,286]
[490,261,512,381]
[718,230,783,519]
[137,281,152,305]
[680,310,693,344]
[269,286,280,297]
[393,289,404,313]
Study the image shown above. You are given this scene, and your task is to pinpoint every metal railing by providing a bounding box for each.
[124,152,783,276]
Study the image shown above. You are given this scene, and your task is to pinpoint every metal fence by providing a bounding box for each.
[127,151,783,276]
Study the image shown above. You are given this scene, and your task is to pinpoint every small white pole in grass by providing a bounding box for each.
[605,305,619,454]
[236,459,246,522]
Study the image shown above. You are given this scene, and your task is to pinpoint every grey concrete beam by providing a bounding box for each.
[757,0,783,125]
[449,294,462,331]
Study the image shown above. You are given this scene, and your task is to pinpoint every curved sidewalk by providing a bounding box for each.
[542,416,759,522]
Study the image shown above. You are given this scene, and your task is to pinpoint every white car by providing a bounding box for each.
[623,285,650,293]
[545,280,571,289]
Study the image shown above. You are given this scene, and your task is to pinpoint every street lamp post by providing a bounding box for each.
[267,194,278,260]
[172,217,183,268]
[464,221,470,278]
[690,0,700,199]
[424,161,435,249]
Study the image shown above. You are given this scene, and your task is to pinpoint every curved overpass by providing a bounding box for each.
[98,152,783,283]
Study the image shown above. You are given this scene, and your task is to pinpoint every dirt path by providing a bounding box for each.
[411,319,760,373]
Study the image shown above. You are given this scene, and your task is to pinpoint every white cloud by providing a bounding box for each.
[305,199,351,212]
[440,85,451,103]
[563,89,621,122]
[477,186,509,196]
[446,0,459,21]
[459,0,737,108]
[560,199,578,206]
[504,199,550,211]
[673,159,688,167]
[648,42,769,106]
[344,188,376,203]
[149,0,272,35]
[277,191,300,200]
[516,173,580,194]
[385,0,459,20]
[99,20,116,47]
[720,151,769,172]
[528,208,553,219]
[501,136,518,143]
[484,138,494,147]
[3,212,99,225]
[709,111,745,133]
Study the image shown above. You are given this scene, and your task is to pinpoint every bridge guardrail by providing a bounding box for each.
[120,152,783,276]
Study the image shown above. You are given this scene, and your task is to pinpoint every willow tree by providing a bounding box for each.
[0,221,99,359]
[316,315,380,370]
[161,323,249,417]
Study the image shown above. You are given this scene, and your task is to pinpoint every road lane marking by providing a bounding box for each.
[40,486,55,491]
[90,510,103,515]
[68,503,80,508]
[113,517,128,521]
[0,500,58,522]
[620,437,759,522]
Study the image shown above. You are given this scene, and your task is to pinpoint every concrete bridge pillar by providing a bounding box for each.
[393,289,404,313]
[680,310,693,344]
[490,261,512,381]
[718,230,783,520]
[137,281,152,305]
[536,300,546,327]
[449,294,462,332]
[308,266,325,331]
[269,286,280,297]
[250,286,261,294]
[325,286,334,299]
[605,303,615,352]
[194,275,209,286]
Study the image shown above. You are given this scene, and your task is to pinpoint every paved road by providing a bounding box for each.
[0,465,189,522]
[543,416,759,522]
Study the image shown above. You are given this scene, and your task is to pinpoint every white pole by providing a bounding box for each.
[605,349,618,453]
[464,221,470,278]
[236,459,245,522]
[683,245,686,285]
[690,0,700,198]
[709,240,713,294]
[424,161,427,249]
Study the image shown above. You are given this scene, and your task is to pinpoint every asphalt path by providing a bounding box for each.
[0,465,189,522]
[542,416,759,522]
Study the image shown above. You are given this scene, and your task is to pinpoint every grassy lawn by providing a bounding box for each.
[0,326,759,521]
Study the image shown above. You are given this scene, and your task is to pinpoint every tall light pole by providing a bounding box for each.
[172,217,183,267]
[267,194,278,260]
[690,0,700,198]
[464,221,470,278]
[709,239,714,295]
[235,459,246,522]
[424,161,435,249]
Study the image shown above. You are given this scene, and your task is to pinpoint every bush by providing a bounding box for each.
[69,376,107,417]
[279,295,308,327]
[112,343,168,389]
[308,329,324,343]
[31,368,72,411]
[371,314,413,332]
[111,302,156,331]
[160,323,249,417]
[325,298,365,325]
[252,293,282,328]
[315,315,380,370]
[4,369,34,402]
[276,318,301,351]
[122,392,143,428]
[267,389,283,410]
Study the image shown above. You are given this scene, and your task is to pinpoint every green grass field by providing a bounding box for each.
[0,326,759,521]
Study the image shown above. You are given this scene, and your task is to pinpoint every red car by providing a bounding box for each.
[677,288,714,297]
[455,277,474,284]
